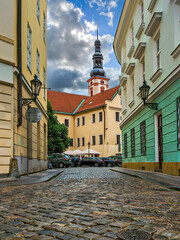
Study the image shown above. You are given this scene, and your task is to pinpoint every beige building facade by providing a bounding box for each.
[48,87,122,157]
[0,0,48,176]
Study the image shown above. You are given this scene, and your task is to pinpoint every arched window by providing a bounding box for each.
[90,81,93,85]
[100,80,104,84]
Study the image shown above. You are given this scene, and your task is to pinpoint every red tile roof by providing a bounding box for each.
[47,86,119,114]
[47,90,88,113]
[76,86,119,113]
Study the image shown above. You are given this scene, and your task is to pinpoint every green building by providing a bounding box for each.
[114,0,180,175]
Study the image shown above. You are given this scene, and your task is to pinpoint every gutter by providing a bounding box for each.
[17,0,22,126]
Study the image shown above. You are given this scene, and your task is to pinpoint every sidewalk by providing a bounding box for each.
[111,167,180,191]
[0,169,63,188]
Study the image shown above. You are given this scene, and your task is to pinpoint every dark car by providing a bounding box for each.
[108,155,122,166]
[48,153,73,168]
[79,157,104,167]
[99,157,118,167]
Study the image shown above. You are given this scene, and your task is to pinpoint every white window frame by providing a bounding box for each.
[99,134,103,145]
[156,38,161,70]
[92,135,96,145]
[92,113,95,123]
[27,24,31,71]
[37,49,40,78]
[99,112,103,122]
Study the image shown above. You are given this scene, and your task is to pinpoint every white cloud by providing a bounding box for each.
[107,1,117,11]
[87,0,106,8]
[100,11,114,26]
[47,0,118,93]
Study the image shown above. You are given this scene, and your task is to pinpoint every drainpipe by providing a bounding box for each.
[17,0,22,126]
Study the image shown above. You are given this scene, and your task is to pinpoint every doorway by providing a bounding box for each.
[158,114,163,169]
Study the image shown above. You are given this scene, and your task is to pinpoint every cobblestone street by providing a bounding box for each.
[0,167,180,240]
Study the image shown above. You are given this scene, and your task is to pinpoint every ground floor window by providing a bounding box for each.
[77,138,80,147]
[82,137,85,146]
[124,133,127,158]
[116,135,120,145]
[140,120,146,156]
[92,136,96,145]
[131,128,135,157]
[99,135,103,145]
[177,97,180,150]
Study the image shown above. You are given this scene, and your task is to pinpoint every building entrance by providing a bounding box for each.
[158,114,163,169]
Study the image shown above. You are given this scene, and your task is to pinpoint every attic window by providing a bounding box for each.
[89,101,93,105]
[91,81,93,85]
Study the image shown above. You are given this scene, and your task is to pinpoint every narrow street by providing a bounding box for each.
[0,167,180,240]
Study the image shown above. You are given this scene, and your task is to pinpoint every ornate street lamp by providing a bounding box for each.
[22,74,42,106]
[139,80,158,110]
[88,142,90,157]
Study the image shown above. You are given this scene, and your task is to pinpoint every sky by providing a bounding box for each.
[47,0,125,96]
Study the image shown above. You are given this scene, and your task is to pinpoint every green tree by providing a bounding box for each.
[47,100,70,154]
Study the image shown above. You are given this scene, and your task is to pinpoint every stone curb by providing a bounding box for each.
[0,170,64,188]
[111,168,180,191]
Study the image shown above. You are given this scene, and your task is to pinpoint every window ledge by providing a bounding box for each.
[121,62,127,73]
[150,68,162,82]
[171,44,180,59]
[135,23,145,40]
[133,42,146,59]
[145,12,162,37]
[127,45,135,58]
[137,91,141,98]
[122,109,127,115]
[128,100,135,108]
[148,0,157,12]
[175,0,180,5]
[120,77,127,87]
[125,63,135,75]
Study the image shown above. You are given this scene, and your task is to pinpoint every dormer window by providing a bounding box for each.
[100,80,104,84]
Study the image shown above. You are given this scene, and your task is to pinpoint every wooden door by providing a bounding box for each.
[158,114,163,169]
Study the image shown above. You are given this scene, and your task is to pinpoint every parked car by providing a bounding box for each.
[48,153,73,168]
[108,155,122,166]
[99,157,118,167]
[79,157,104,167]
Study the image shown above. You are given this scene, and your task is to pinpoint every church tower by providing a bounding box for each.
[87,26,110,96]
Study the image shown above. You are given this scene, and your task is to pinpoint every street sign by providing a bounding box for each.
[26,107,42,123]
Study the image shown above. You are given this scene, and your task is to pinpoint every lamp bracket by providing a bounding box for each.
[145,102,158,110]
[22,97,35,106]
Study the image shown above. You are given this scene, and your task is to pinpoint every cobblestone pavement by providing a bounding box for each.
[0,167,180,240]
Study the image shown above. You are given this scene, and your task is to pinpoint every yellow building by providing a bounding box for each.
[0,0,48,176]
[48,35,122,157]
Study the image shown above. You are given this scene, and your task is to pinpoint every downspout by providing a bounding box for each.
[17,0,22,126]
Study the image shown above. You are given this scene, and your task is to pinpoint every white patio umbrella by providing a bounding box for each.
[64,150,73,155]
[80,149,101,155]
[72,149,83,155]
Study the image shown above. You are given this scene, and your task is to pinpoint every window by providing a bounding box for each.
[141,1,144,23]
[77,118,80,127]
[156,38,161,69]
[116,135,120,145]
[92,136,96,145]
[99,112,103,122]
[99,135,103,145]
[140,121,146,156]
[100,80,104,84]
[37,49,40,78]
[70,138,73,147]
[43,13,46,43]
[116,112,120,122]
[131,128,135,157]
[82,137,85,146]
[64,119,69,127]
[82,116,85,126]
[177,97,180,150]
[92,113,95,123]
[123,86,127,111]
[124,133,127,158]
[77,138,80,147]
[123,42,126,64]
[43,68,46,99]
[27,24,31,71]
[130,75,134,102]
[37,0,40,22]
[131,22,134,46]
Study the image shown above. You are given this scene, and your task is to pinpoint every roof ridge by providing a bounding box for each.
[47,90,88,98]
